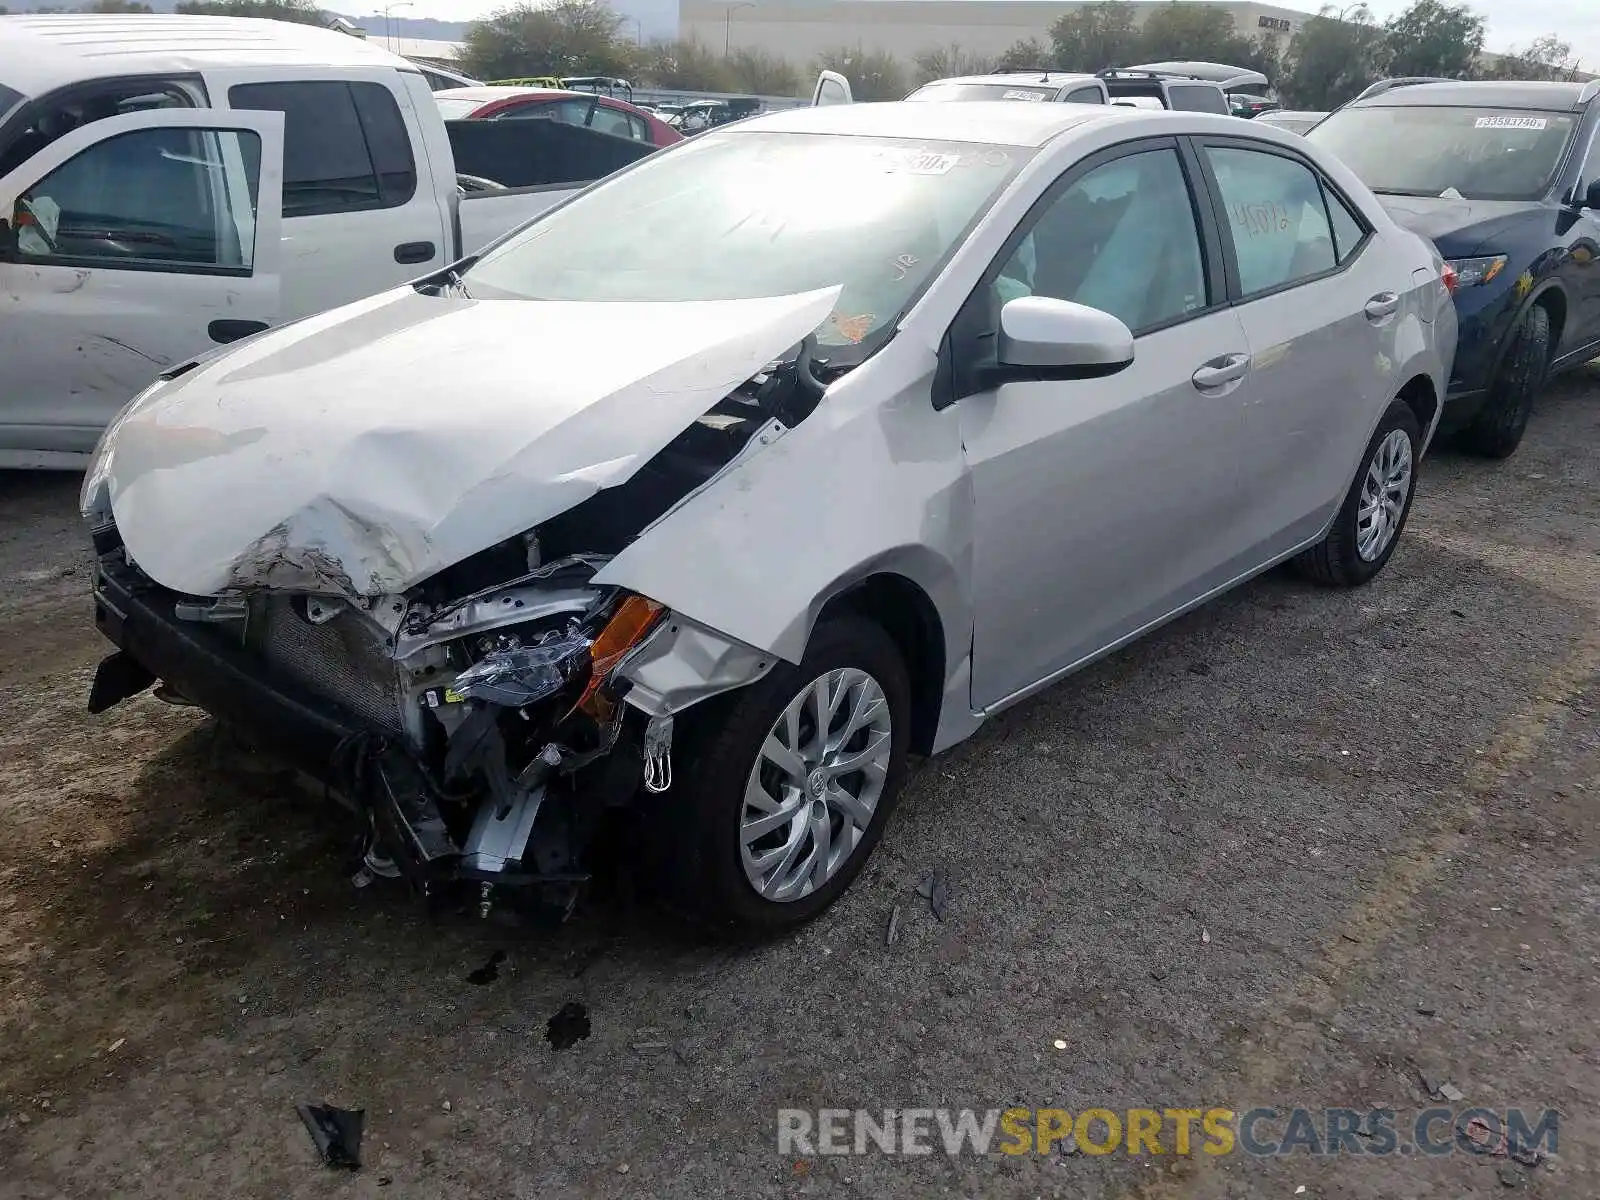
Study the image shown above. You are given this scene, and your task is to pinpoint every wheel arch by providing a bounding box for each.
[815,571,949,757]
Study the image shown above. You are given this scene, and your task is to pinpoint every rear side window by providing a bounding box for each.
[1324,187,1368,261]
[1064,86,1104,104]
[1204,145,1339,296]
[228,80,416,217]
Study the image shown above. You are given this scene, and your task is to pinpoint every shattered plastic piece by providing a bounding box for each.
[466,950,507,986]
[452,634,592,708]
[885,904,901,947]
[1201,928,1212,944]
[643,714,674,793]
[1439,1082,1465,1102]
[916,871,950,921]
[545,1002,591,1050]
[296,1103,365,1170]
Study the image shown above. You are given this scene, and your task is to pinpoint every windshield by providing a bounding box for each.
[1308,105,1577,201]
[436,97,485,120]
[906,82,1059,103]
[465,131,1029,350]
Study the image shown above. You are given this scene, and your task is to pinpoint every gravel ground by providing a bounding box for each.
[0,374,1596,1200]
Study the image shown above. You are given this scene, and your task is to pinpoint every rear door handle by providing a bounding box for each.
[394,241,436,264]
[1191,352,1250,391]
[1364,292,1401,322]
[208,319,268,344]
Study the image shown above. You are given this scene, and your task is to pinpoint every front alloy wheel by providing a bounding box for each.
[652,615,912,935]
[740,667,893,901]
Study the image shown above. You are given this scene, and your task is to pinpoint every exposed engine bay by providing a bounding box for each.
[87,340,844,920]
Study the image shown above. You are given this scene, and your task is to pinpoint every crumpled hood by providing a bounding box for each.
[1376,195,1537,256]
[101,284,841,597]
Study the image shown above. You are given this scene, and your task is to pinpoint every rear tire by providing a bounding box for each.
[1293,399,1421,588]
[1464,303,1549,459]
[656,615,911,937]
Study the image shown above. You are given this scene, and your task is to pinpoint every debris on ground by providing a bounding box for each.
[632,1040,670,1053]
[1438,1082,1465,1102]
[885,904,902,946]
[1416,1004,1437,1017]
[1459,1115,1547,1168]
[466,949,507,986]
[296,1102,364,1170]
[1187,662,1212,676]
[916,872,950,921]
[1498,1165,1524,1187]
[545,1002,591,1050]
[107,1037,126,1053]
[1201,928,1211,944]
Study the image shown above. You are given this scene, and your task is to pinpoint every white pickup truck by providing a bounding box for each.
[0,14,645,467]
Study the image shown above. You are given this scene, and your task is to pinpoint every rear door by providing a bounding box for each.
[0,108,283,459]
[1193,136,1398,556]
[218,72,447,320]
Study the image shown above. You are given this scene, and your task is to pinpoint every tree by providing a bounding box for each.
[459,0,638,82]
[813,46,905,101]
[1383,0,1484,79]
[1486,34,1578,82]
[726,46,797,96]
[911,44,994,86]
[1278,4,1390,110]
[1137,3,1256,67]
[994,37,1049,73]
[638,38,733,91]
[174,0,326,22]
[80,0,155,9]
[1048,1,1141,71]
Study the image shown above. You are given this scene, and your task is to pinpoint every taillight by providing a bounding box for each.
[1440,262,1459,295]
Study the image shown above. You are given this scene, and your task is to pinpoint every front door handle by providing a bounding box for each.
[394,241,436,264]
[208,319,268,344]
[1364,292,1401,322]
[1191,352,1250,391]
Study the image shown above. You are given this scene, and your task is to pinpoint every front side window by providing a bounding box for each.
[1204,145,1338,296]
[16,127,260,272]
[465,131,1030,354]
[1308,105,1577,201]
[995,147,1208,333]
[228,80,416,216]
[0,78,195,178]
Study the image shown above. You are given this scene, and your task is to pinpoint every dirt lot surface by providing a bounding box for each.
[1,377,1596,1199]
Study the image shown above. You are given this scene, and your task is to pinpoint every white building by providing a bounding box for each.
[682,0,1314,65]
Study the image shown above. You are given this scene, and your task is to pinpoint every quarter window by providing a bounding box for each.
[1204,145,1338,295]
[1324,185,1368,262]
[15,127,260,272]
[228,80,416,217]
[996,147,1208,333]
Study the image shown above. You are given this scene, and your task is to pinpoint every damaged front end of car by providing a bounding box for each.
[79,288,854,920]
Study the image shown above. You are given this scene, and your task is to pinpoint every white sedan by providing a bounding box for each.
[83,101,1457,933]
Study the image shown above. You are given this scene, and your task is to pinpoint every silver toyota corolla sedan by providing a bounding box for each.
[81,101,1458,934]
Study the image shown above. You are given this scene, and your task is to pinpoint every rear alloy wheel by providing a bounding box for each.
[660,616,911,935]
[1293,399,1421,587]
[1464,303,1550,459]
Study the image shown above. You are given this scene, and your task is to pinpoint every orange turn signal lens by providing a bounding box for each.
[576,595,664,716]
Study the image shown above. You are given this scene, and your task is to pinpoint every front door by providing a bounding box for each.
[959,140,1254,709]
[0,108,284,461]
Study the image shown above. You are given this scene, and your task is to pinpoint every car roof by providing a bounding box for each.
[0,13,408,101]
[1259,110,1326,121]
[733,100,1158,146]
[921,72,1097,89]
[434,86,570,103]
[1354,80,1589,112]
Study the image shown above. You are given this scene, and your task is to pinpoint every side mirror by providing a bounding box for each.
[996,296,1134,380]
[0,217,14,263]
[1584,178,1600,210]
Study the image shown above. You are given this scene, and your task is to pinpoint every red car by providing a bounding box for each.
[433,86,683,148]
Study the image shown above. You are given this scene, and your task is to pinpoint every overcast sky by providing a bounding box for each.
[348,0,1595,61]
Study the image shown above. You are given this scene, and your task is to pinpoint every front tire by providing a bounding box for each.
[660,615,911,936]
[1293,399,1422,587]
[1464,303,1549,459]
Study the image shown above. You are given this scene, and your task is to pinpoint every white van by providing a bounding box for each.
[0,15,604,467]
